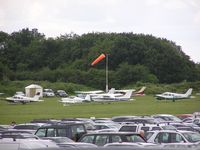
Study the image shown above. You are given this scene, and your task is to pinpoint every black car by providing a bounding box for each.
[35,123,87,141]
[56,90,68,97]
[78,132,146,146]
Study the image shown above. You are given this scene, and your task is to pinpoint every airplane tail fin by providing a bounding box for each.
[135,86,146,94]
[108,88,115,94]
[33,92,40,100]
[184,88,193,97]
[84,94,91,102]
[122,90,133,99]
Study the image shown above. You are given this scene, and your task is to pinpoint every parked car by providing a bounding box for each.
[56,142,97,148]
[15,91,25,96]
[30,119,60,125]
[43,89,55,97]
[151,114,182,123]
[104,142,157,148]
[55,90,68,97]
[12,123,43,134]
[0,137,58,149]
[176,114,193,120]
[35,123,87,141]
[193,118,200,127]
[111,116,137,123]
[119,124,138,133]
[78,132,146,146]
[0,130,38,139]
[123,117,158,124]
[94,123,120,130]
[119,124,176,134]
[145,130,200,144]
[0,125,8,132]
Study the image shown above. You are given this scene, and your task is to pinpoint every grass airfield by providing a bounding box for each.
[0,95,200,124]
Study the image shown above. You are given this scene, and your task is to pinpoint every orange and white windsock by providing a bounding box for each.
[91,53,106,66]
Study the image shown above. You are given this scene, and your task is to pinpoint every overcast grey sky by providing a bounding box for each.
[0,0,200,62]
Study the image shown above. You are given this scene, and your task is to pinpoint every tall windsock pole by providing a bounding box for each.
[91,53,108,92]
[106,54,108,93]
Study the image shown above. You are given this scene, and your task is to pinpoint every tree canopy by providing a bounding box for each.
[0,28,199,89]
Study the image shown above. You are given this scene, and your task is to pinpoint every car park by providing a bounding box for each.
[35,123,87,141]
[78,132,146,146]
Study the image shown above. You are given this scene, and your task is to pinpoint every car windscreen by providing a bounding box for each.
[119,126,137,132]
[144,132,154,140]
[182,132,200,143]
[14,125,39,130]
[125,134,145,142]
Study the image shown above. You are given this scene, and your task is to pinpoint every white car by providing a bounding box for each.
[43,89,55,97]
[0,138,58,150]
[104,142,157,148]
[146,130,200,144]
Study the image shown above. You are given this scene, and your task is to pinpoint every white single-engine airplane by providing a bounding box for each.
[59,95,91,104]
[6,93,43,104]
[92,90,134,102]
[155,88,193,100]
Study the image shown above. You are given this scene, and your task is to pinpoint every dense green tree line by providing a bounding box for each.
[0,28,199,89]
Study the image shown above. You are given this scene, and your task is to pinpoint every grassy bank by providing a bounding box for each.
[0,95,200,124]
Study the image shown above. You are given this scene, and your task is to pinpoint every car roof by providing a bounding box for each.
[177,130,197,133]
[148,130,191,134]
[0,130,33,134]
[37,123,85,128]
[82,132,140,135]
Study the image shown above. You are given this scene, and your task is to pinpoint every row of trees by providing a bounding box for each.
[0,28,199,89]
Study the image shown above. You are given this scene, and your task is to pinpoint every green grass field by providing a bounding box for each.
[0,95,200,124]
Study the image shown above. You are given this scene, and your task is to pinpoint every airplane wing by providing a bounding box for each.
[75,90,104,94]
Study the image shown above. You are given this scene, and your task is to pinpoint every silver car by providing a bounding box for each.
[146,130,200,144]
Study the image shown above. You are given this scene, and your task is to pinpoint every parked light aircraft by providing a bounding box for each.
[75,88,123,99]
[134,86,146,96]
[92,90,134,102]
[75,90,104,98]
[155,88,193,100]
[5,93,43,104]
[59,95,91,104]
